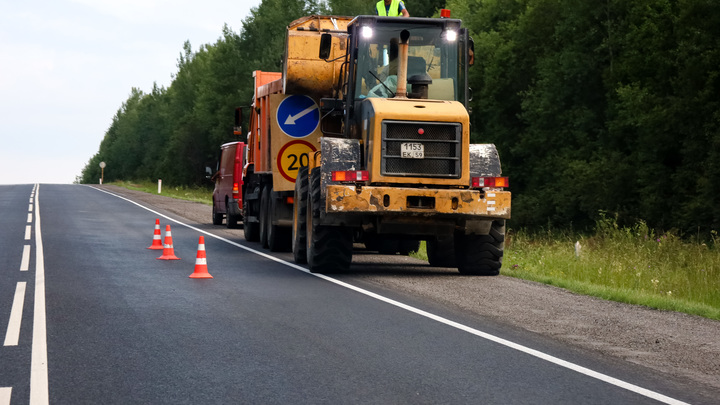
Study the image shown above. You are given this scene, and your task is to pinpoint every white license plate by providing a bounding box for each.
[401,142,424,159]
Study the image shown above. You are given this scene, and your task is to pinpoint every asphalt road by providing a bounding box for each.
[0,184,712,404]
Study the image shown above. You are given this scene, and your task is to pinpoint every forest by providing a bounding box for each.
[80,0,720,235]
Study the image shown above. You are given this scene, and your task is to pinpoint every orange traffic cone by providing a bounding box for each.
[147,219,164,250]
[189,236,213,279]
[157,225,180,260]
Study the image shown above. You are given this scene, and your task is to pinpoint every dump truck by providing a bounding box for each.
[239,13,511,274]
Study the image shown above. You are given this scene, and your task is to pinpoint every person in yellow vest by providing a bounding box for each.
[376,0,410,17]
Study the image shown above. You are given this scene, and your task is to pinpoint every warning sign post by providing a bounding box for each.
[269,94,322,192]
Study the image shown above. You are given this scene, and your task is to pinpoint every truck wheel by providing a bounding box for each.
[226,213,239,229]
[212,203,223,225]
[454,220,505,276]
[259,186,270,249]
[292,166,308,263]
[306,168,352,273]
[268,186,290,252]
[225,197,239,229]
[427,235,456,267]
[243,187,260,242]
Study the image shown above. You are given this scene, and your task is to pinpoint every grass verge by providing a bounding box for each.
[503,217,720,320]
[108,180,212,205]
[413,216,720,321]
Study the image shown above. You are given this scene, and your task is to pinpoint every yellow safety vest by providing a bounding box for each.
[376,0,401,17]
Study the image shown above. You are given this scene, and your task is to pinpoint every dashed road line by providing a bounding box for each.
[24,225,31,240]
[20,245,30,272]
[4,282,27,347]
[0,387,12,405]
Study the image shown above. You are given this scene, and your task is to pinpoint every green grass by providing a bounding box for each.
[504,220,720,320]
[410,216,720,320]
[108,180,212,205]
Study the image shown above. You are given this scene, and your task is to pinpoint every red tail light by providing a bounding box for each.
[332,170,369,182]
[471,177,509,188]
[232,182,240,198]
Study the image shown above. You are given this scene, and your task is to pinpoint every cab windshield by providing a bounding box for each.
[354,23,465,103]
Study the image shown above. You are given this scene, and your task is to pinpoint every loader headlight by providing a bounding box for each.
[445,29,458,42]
[361,26,373,39]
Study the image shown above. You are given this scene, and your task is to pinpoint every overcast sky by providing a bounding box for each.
[0,0,262,184]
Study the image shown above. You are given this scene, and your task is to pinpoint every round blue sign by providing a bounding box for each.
[277,95,319,138]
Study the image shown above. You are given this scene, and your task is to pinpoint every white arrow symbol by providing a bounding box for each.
[284,105,318,125]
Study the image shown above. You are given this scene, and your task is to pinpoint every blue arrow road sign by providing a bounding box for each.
[277,95,319,138]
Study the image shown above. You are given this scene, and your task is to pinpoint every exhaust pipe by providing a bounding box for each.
[395,29,410,99]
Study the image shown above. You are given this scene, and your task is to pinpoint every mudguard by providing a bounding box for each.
[469,144,502,177]
[320,138,361,201]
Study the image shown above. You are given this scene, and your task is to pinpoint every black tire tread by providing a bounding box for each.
[307,168,352,273]
[455,220,505,276]
[243,190,260,242]
[212,203,223,225]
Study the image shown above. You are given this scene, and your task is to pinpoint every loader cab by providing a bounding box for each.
[347,16,470,105]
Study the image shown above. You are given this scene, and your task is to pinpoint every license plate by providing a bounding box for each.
[401,142,424,159]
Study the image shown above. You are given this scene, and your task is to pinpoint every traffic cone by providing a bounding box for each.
[147,219,164,250]
[189,236,213,279]
[157,225,180,260]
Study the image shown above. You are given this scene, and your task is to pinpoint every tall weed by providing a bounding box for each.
[505,214,720,320]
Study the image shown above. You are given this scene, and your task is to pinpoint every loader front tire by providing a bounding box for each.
[306,168,352,273]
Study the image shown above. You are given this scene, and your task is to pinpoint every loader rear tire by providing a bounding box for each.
[455,220,505,276]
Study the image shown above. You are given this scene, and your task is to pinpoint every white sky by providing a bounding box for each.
[0,0,262,184]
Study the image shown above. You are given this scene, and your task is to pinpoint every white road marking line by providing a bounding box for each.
[31,184,49,405]
[27,213,32,223]
[90,186,691,405]
[29,204,33,212]
[0,387,12,405]
[25,225,32,240]
[20,245,31,271]
[4,282,27,346]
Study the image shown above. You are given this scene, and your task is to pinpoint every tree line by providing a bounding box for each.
[80,0,720,236]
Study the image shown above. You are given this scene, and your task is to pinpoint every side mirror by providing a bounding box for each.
[234,107,242,136]
[319,33,332,60]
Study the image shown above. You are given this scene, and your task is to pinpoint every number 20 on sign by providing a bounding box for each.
[277,140,317,182]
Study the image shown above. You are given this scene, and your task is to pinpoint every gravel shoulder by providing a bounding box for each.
[99,184,720,396]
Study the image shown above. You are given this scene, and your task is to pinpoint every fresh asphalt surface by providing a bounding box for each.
[0,184,708,404]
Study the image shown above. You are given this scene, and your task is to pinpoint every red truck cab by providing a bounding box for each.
[212,141,246,228]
